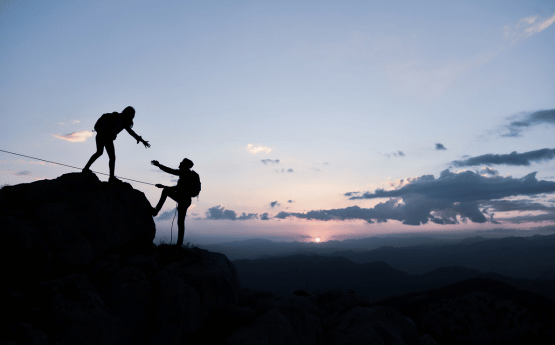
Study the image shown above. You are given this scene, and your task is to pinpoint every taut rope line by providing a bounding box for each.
[0,149,155,186]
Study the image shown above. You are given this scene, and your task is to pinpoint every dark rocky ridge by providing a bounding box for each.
[0,173,435,344]
[0,173,156,286]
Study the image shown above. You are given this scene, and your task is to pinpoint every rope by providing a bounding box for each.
[0,149,155,186]
[170,204,178,244]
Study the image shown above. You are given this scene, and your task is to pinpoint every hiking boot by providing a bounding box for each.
[109,176,122,183]
[82,167,93,174]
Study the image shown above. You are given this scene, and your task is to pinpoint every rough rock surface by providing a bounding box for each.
[0,173,155,285]
[0,173,434,345]
[223,289,437,345]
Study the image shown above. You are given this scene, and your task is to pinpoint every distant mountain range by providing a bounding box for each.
[329,234,555,279]
[202,233,555,280]
[200,235,472,260]
[233,254,555,304]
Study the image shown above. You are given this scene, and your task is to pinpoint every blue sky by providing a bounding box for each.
[2,0,555,244]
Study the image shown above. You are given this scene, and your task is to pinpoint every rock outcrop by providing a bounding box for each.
[0,173,155,285]
[0,173,434,345]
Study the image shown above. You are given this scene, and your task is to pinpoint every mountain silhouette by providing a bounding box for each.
[234,254,555,303]
[0,173,435,345]
[328,234,555,279]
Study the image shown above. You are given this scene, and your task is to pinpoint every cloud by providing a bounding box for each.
[382,151,405,158]
[483,199,555,213]
[452,148,555,167]
[58,120,81,126]
[504,13,555,44]
[350,169,555,202]
[237,212,258,220]
[385,14,555,99]
[247,144,272,154]
[275,168,295,173]
[502,109,555,137]
[481,167,499,176]
[278,170,555,225]
[260,213,270,220]
[261,159,280,165]
[53,131,93,142]
[205,205,258,220]
[275,198,486,225]
[287,200,294,203]
[484,199,555,223]
[270,201,280,208]
[156,208,177,220]
[435,143,447,151]
[15,171,31,176]
[499,213,555,223]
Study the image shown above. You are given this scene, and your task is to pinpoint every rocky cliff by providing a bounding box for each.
[0,173,435,345]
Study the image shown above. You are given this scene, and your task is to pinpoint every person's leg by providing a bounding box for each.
[83,136,105,172]
[152,187,177,216]
[176,198,191,246]
[105,139,116,180]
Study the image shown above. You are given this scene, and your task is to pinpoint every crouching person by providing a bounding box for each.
[151,158,201,246]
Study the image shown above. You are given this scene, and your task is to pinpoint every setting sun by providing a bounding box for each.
[315,238,321,242]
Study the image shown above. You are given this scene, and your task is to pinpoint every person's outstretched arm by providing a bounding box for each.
[125,127,150,148]
[151,160,180,175]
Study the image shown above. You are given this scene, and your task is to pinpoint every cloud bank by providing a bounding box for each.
[53,131,93,142]
[277,170,555,225]
[205,205,258,220]
[504,14,555,44]
[452,148,555,167]
[503,109,555,137]
[156,208,177,221]
[484,199,555,224]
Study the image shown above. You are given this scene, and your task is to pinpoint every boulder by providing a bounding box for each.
[0,173,155,285]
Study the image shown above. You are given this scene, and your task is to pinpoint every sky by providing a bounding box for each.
[2,0,555,244]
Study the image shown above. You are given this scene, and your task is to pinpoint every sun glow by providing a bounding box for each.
[314,238,321,242]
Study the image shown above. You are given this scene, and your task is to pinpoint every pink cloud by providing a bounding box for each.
[53,131,93,142]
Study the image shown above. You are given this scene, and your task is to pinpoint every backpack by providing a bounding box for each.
[94,112,119,133]
[188,170,201,198]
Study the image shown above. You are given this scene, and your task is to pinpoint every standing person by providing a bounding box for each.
[151,158,201,246]
[83,106,150,182]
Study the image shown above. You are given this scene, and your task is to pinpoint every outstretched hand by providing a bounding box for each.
[142,140,150,148]
[155,184,165,189]
[151,160,159,167]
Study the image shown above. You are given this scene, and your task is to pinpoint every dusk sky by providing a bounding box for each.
[2,0,555,244]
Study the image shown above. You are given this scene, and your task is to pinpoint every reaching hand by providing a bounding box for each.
[151,160,159,167]
[155,184,165,188]
[142,140,150,148]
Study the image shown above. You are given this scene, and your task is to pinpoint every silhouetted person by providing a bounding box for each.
[151,158,201,246]
[83,106,150,182]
